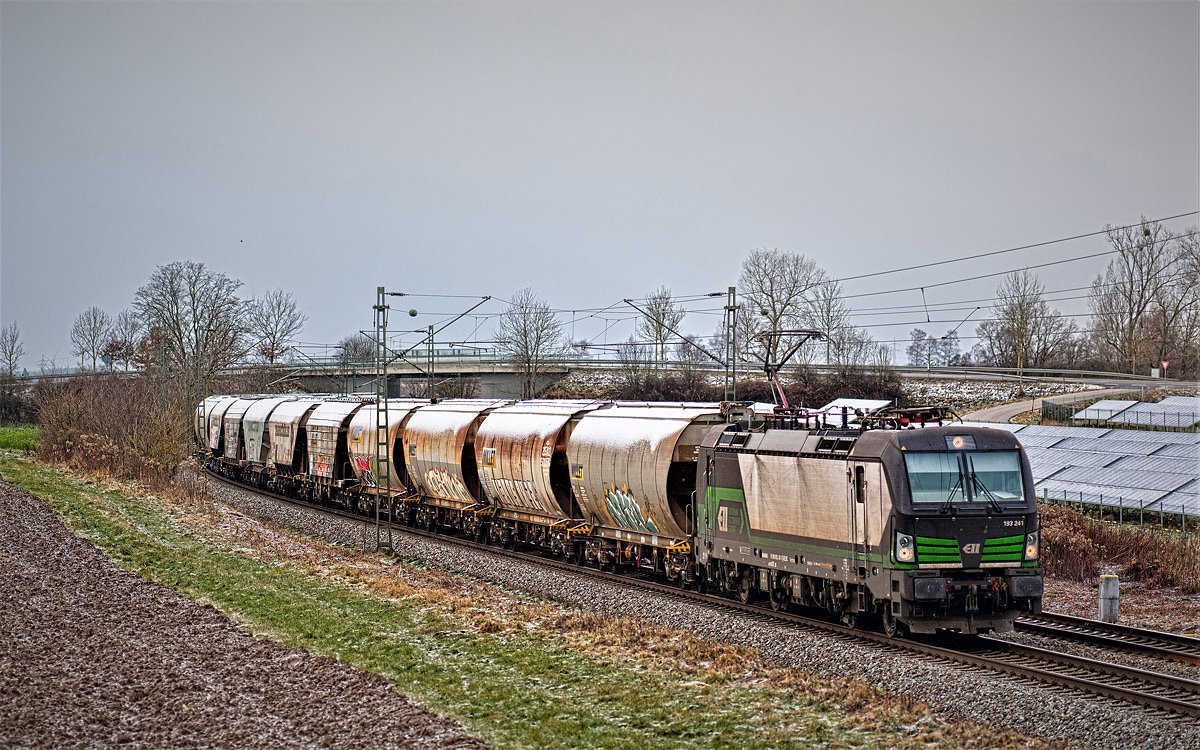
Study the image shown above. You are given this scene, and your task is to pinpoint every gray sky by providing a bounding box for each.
[3,1,1197,369]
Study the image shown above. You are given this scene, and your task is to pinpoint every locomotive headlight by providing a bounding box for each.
[895,533,915,563]
[1024,531,1039,561]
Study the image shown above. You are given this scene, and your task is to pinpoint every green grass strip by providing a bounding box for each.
[0,453,924,750]
[0,424,38,451]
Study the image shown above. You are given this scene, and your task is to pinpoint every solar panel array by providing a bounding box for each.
[1072,400,1138,421]
[960,421,1200,515]
[1072,396,1200,430]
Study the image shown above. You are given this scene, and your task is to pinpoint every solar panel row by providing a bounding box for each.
[1072,396,1200,429]
[997,422,1200,516]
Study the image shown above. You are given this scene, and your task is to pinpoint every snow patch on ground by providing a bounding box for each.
[901,378,1098,411]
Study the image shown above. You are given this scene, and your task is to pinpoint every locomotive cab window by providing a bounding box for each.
[965,451,1024,502]
[904,450,1025,507]
[905,452,962,505]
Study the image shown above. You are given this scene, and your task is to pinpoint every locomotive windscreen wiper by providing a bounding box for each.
[970,471,1004,513]
[939,475,963,515]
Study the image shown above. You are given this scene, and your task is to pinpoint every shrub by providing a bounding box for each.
[34,374,191,484]
[1039,503,1200,592]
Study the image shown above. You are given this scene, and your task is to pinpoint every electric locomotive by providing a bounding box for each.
[696,412,1043,635]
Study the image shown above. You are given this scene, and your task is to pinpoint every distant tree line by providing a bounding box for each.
[30,260,309,480]
[56,260,307,385]
[494,247,895,401]
[906,218,1199,379]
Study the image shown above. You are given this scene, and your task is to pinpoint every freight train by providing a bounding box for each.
[196,395,1043,635]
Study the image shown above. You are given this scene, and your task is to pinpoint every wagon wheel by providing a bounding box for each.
[736,570,753,604]
[769,586,786,612]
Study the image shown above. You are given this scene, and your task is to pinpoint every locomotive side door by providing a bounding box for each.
[849,462,868,577]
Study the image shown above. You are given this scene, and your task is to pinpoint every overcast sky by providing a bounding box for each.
[3,1,1197,369]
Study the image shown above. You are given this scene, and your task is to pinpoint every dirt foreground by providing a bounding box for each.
[0,479,486,750]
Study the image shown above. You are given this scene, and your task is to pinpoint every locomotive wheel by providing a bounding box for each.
[736,571,753,604]
[881,607,902,638]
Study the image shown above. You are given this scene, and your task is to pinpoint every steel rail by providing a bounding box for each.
[204,468,1200,721]
[1017,612,1200,666]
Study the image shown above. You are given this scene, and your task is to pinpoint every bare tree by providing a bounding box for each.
[70,306,112,370]
[1143,228,1199,378]
[615,335,651,397]
[1175,229,1200,378]
[907,328,958,368]
[977,270,1076,374]
[907,329,933,367]
[494,288,568,398]
[103,309,142,371]
[0,322,25,378]
[675,334,707,371]
[1088,218,1175,375]
[804,281,846,365]
[337,333,375,367]
[635,286,685,366]
[247,288,307,363]
[133,260,248,389]
[737,249,826,364]
[802,279,876,367]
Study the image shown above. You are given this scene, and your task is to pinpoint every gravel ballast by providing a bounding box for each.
[0,479,485,750]
[206,476,1200,750]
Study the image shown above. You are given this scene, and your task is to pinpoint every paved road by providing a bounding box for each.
[960,385,1174,424]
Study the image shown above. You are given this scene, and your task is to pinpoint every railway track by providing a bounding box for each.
[205,470,1200,722]
[1017,611,1200,666]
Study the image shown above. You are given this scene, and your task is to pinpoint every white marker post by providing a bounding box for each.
[1098,574,1119,623]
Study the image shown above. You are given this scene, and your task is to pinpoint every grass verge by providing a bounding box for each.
[0,424,38,451]
[0,453,1053,750]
